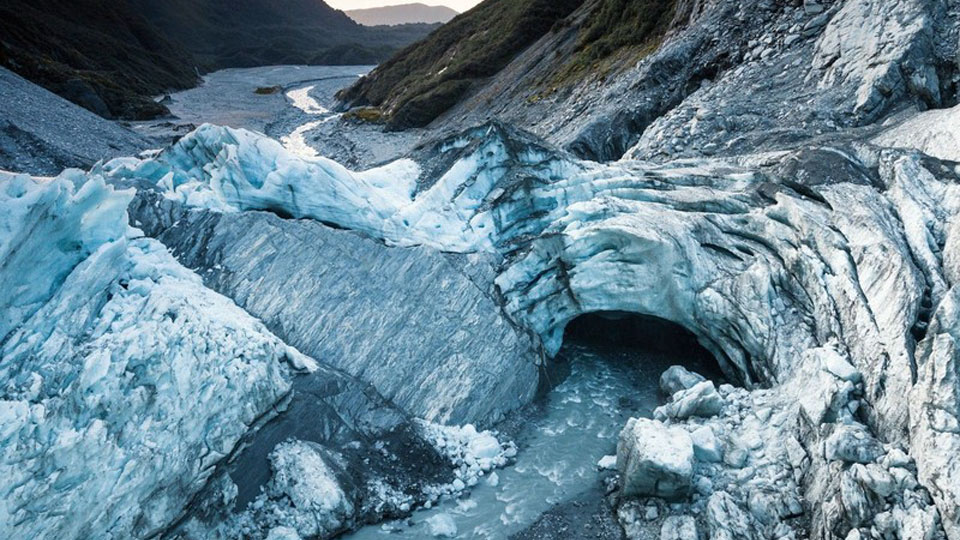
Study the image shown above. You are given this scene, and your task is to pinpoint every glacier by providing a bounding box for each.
[5,110,960,538]
[0,171,299,538]
[110,119,960,539]
[5,0,960,531]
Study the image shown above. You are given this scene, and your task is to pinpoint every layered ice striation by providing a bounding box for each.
[126,187,540,426]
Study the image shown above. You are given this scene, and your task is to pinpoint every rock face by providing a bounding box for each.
[617,418,695,499]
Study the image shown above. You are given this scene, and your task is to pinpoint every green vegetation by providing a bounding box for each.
[339,0,679,130]
[342,107,386,124]
[548,0,677,88]
[337,0,585,129]
[576,0,677,63]
[0,0,198,119]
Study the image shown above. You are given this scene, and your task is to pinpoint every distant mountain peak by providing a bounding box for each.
[346,3,459,26]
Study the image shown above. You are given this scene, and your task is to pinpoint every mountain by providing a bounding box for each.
[0,0,438,120]
[337,0,681,131]
[340,0,958,161]
[0,0,199,120]
[336,0,584,129]
[128,0,439,70]
[346,3,459,26]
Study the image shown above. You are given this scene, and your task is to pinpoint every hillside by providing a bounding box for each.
[338,0,958,161]
[336,0,585,129]
[0,0,437,121]
[0,0,198,120]
[347,3,459,26]
[130,0,439,70]
[0,67,149,174]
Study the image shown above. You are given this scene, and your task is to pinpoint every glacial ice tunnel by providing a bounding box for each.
[559,311,726,383]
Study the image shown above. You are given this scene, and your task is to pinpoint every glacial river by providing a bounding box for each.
[346,340,684,539]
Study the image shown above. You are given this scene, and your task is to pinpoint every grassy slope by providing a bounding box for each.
[336,0,585,129]
[338,0,679,129]
[558,0,677,80]
[0,0,198,120]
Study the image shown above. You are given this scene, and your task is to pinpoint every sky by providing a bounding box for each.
[326,0,483,12]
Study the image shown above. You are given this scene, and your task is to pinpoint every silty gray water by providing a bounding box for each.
[346,317,718,539]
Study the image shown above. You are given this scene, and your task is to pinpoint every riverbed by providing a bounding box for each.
[131,65,424,167]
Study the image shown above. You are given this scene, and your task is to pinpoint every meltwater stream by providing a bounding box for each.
[346,339,691,539]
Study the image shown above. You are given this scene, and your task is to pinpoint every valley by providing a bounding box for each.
[3,1,960,539]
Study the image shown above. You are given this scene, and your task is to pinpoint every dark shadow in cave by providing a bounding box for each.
[542,311,726,395]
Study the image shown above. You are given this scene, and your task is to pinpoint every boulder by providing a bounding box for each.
[617,418,695,499]
[661,515,698,540]
[425,513,458,538]
[691,425,724,462]
[707,492,761,540]
[825,424,885,464]
[656,381,725,420]
[660,366,707,396]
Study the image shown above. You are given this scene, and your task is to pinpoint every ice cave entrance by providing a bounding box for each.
[553,311,725,388]
[348,311,723,539]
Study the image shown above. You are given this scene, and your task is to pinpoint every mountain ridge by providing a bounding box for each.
[0,0,199,120]
[346,3,459,26]
[336,0,584,129]
[128,0,438,70]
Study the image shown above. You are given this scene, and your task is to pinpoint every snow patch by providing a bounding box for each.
[417,420,515,497]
